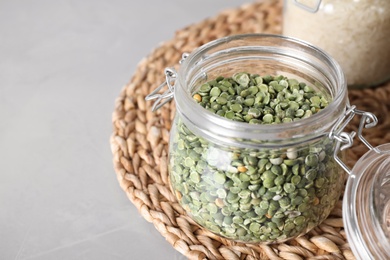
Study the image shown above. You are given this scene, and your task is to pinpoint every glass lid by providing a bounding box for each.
[343,143,390,259]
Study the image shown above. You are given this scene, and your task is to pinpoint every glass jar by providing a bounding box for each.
[343,143,390,259]
[148,34,350,243]
[283,0,390,89]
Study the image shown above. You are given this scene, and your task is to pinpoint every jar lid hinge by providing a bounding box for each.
[330,105,379,175]
[146,53,189,111]
[145,67,177,112]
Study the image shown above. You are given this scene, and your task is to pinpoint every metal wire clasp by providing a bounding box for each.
[293,0,322,13]
[145,53,189,111]
[145,67,177,111]
[329,105,378,175]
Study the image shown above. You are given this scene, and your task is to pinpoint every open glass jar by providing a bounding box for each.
[148,34,348,243]
[283,0,390,88]
[146,34,388,250]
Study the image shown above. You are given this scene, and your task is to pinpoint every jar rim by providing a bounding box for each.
[175,34,347,147]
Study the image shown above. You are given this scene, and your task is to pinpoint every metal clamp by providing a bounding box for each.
[145,53,189,111]
[293,0,322,13]
[145,67,177,111]
[329,105,378,175]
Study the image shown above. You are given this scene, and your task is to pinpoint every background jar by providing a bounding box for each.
[283,0,390,89]
[166,34,348,243]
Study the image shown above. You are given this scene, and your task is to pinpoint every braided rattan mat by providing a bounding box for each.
[110,1,390,259]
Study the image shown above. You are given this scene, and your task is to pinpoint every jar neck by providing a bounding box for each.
[174,34,347,148]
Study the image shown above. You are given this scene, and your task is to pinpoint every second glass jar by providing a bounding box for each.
[283,0,390,88]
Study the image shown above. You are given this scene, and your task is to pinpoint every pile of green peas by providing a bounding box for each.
[169,73,343,243]
[192,72,328,124]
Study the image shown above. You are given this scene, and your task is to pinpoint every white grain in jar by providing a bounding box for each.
[283,0,390,88]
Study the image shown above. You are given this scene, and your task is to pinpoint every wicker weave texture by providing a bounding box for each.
[110,1,390,259]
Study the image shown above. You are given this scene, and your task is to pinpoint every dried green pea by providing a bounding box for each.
[249,222,261,233]
[232,216,244,224]
[274,175,285,186]
[233,72,250,87]
[214,172,226,185]
[303,110,313,118]
[305,169,317,182]
[227,192,240,203]
[225,111,235,119]
[305,154,319,167]
[270,157,283,165]
[231,103,243,113]
[199,83,212,93]
[291,196,303,205]
[283,183,296,193]
[291,175,301,185]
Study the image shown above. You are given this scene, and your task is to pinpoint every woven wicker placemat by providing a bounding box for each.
[110,1,390,259]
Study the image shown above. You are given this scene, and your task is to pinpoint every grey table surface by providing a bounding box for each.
[0,0,246,259]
